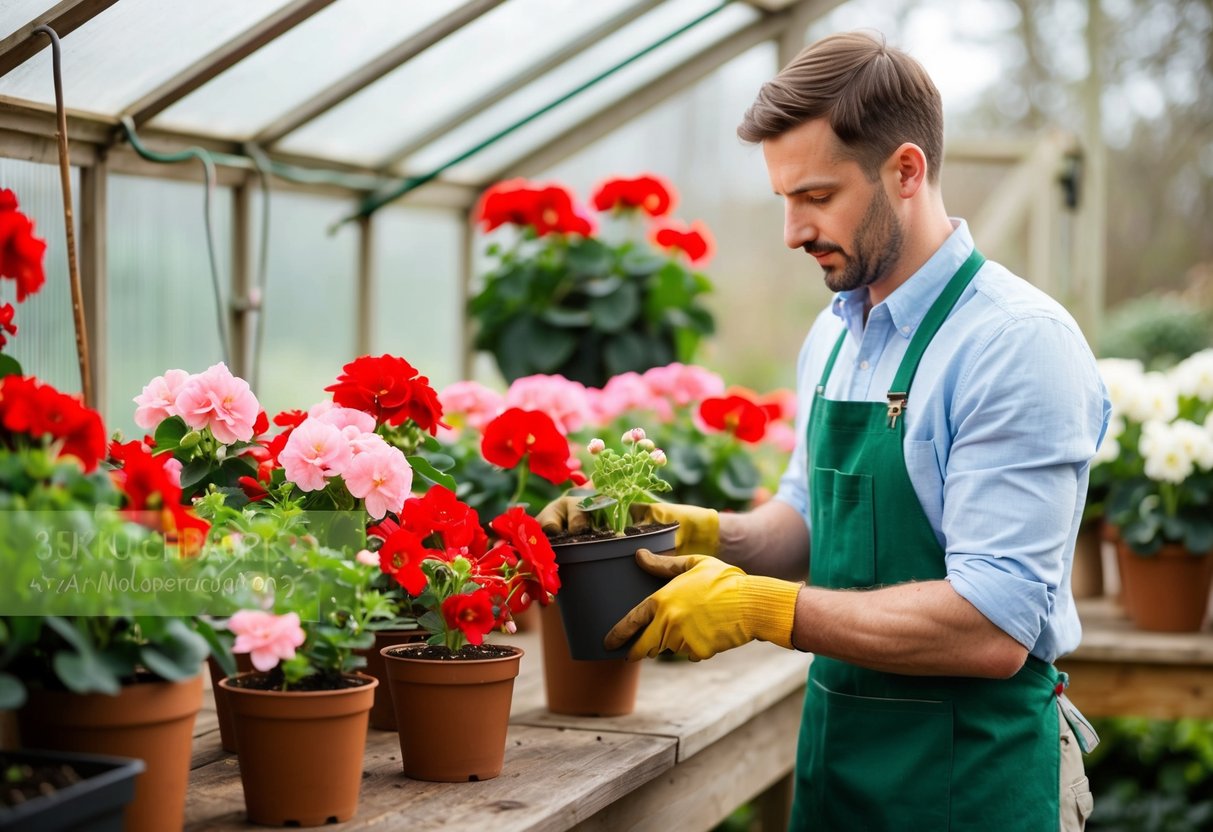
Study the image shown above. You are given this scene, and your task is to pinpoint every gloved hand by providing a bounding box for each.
[536,497,719,557]
[604,548,803,661]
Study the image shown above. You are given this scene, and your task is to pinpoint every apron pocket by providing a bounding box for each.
[813,679,954,831]
[810,468,876,588]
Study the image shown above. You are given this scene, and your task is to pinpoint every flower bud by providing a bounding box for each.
[623,427,646,445]
[638,438,655,452]
[650,449,668,466]
[588,438,606,454]
[179,430,203,449]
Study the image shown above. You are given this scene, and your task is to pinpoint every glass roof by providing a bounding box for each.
[0,2,61,43]
[152,0,470,140]
[0,0,297,115]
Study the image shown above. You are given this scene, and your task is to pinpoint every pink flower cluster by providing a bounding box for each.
[228,610,306,673]
[133,363,260,444]
[278,402,413,519]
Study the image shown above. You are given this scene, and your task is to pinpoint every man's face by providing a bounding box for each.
[762,118,904,295]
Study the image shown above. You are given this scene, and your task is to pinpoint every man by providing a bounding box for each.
[540,31,1107,831]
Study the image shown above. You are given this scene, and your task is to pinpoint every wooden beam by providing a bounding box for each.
[377,0,665,172]
[254,0,507,147]
[230,178,254,381]
[501,2,844,182]
[0,0,119,78]
[125,0,338,127]
[78,154,107,420]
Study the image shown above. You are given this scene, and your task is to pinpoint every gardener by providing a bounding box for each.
[539,30,1110,831]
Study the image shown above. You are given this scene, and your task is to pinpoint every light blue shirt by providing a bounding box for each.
[774,220,1110,664]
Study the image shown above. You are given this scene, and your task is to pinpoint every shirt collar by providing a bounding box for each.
[831,219,975,339]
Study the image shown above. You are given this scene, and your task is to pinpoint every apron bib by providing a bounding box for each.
[789,250,1062,831]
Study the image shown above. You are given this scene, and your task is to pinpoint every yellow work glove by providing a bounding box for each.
[536,497,719,557]
[604,548,802,661]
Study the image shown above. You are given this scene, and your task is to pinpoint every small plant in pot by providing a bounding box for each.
[542,428,679,661]
[375,485,560,782]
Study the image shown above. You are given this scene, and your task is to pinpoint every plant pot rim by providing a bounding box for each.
[547,522,677,549]
[218,671,377,698]
[379,644,525,665]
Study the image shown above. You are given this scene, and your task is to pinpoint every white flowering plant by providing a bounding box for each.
[577,428,672,536]
[1096,350,1213,554]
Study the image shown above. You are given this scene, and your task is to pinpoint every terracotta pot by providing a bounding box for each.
[206,652,254,753]
[1071,521,1106,599]
[220,672,376,827]
[17,673,202,832]
[540,602,640,716]
[1116,540,1213,632]
[550,524,676,660]
[511,604,540,633]
[1115,537,1140,617]
[356,629,429,731]
[382,644,522,782]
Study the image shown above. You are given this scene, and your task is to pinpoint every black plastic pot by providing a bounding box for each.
[551,524,676,660]
[0,749,143,832]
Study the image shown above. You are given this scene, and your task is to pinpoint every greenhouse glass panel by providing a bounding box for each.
[153,0,469,141]
[399,0,758,182]
[255,191,357,418]
[0,159,80,396]
[372,206,463,390]
[0,0,295,114]
[0,1,64,42]
[276,0,645,165]
[107,175,231,438]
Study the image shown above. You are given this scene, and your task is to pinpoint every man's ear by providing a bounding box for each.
[887,142,929,198]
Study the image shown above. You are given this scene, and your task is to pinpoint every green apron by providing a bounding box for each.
[789,250,1062,831]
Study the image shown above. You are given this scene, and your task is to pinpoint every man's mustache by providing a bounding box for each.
[803,243,843,256]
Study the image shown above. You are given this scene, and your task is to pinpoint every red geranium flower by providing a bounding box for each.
[490,506,560,602]
[324,354,446,433]
[378,527,442,596]
[400,484,488,556]
[699,392,770,444]
[591,174,675,217]
[237,475,269,503]
[475,180,593,237]
[0,302,17,349]
[109,440,210,551]
[651,219,714,266]
[481,408,576,485]
[0,189,47,302]
[441,588,497,646]
[0,375,106,470]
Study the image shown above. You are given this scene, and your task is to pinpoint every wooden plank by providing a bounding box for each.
[78,156,106,414]
[1055,660,1213,720]
[1071,598,1213,664]
[185,723,676,831]
[571,692,803,832]
[0,0,120,78]
[512,641,811,762]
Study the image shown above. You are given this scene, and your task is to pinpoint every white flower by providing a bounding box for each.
[1169,349,1213,402]
[1141,422,1194,484]
[1172,418,1213,471]
[1097,358,1145,419]
[1126,372,1180,424]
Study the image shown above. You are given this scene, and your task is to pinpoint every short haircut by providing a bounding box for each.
[737,31,943,182]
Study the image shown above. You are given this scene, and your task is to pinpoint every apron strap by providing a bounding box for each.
[816,329,848,392]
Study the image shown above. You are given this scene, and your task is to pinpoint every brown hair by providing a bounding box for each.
[737,31,943,182]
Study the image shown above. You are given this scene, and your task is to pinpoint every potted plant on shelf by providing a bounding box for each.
[1101,350,1213,631]
[375,485,560,782]
[468,174,716,388]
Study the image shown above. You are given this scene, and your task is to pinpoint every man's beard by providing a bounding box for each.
[810,187,905,294]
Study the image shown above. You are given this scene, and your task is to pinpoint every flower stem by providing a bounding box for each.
[510,462,530,506]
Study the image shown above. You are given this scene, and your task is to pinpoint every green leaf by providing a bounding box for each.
[407,454,457,492]
[565,237,613,277]
[499,315,577,375]
[0,672,26,709]
[179,458,211,490]
[1183,517,1213,554]
[53,649,121,695]
[588,282,641,333]
[540,307,593,327]
[153,416,189,452]
[718,454,760,501]
[139,620,210,681]
[603,331,651,376]
[0,354,22,378]
[580,275,624,298]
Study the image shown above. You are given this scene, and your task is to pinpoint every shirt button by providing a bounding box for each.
[859,360,870,370]
[901,325,911,334]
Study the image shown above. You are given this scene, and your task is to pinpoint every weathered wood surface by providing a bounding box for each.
[1067,598,1213,664]
[186,630,809,831]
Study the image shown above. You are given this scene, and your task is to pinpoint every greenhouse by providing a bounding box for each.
[0,0,1210,830]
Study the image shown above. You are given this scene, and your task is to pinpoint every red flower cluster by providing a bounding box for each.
[591,174,675,217]
[0,189,47,303]
[325,354,444,433]
[109,440,210,552]
[0,375,106,470]
[651,220,714,266]
[0,303,16,349]
[475,179,593,237]
[480,407,581,485]
[699,391,772,444]
[377,486,559,646]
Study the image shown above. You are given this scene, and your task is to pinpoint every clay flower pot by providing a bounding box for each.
[17,674,203,832]
[381,643,523,782]
[1116,540,1213,632]
[549,524,676,660]
[219,672,377,827]
[540,602,640,716]
[206,652,254,753]
[356,628,429,731]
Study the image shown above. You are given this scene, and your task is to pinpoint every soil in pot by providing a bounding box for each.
[220,671,376,827]
[1,749,143,832]
[381,643,522,782]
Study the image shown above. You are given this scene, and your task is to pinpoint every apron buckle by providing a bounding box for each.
[886,392,907,428]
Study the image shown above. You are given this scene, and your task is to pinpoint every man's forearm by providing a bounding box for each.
[790,580,1029,678]
[717,500,810,580]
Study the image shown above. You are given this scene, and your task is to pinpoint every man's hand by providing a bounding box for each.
[604,548,803,661]
[536,497,720,557]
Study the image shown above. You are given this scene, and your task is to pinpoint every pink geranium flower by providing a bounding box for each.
[278,418,352,491]
[174,363,260,444]
[343,444,413,520]
[642,363,725,408]
[439,380,505,437]
[133,368,190,430]
[308,401,376,434]
[590,371,671,423]
[228,610,306,672]
[504,374,594,435]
